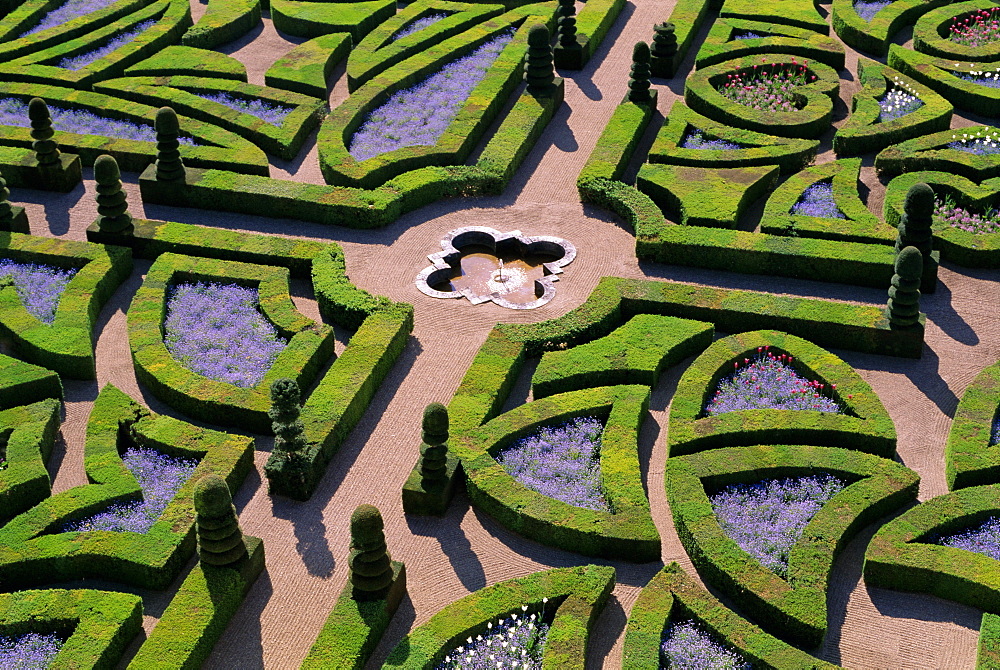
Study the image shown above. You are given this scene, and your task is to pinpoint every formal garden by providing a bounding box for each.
[1,0,999,665]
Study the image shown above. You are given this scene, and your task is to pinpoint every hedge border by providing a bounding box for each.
[0,145,82,193]
[0,232,132,379]
[946,356,1000,490]
[695,18,845,70]
[657,0,721,78]
[125,45,249,81]
[383,564,615,669]
[912,0,1000,63]
[719,0,829,33]
[0,398,60,525]
[270,0,395,41]
[888,45,1000,116]
[127,252,336,433]
[622,562,839,669]
[667,444,919,648]
[0,352,62,411]
[668,330,897,458]
[265,33,351,98]
[831,0,953,57]
[454,384,660,561]
[876,124,1000,180]
[0,383,254,591]
[180,0,260,48]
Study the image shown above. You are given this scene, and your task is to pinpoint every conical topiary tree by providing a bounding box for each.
[0,171,14,230]
[270,377,307,457]
[895,182,934,257]
[887,246,922,329]
[650,22,677,78]
[628,41,652,103]
[154,106,186,182]
[349,504,394,601]
[194,474,248,567]
[525,24,554,94]
[94,155,133,234]
[557,0,578,47]
[28,98,60,167]
[419,403,449,489]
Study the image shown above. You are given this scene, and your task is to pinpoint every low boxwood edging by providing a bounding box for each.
[0,144,82,194]
[128,252,335,433]
[622,563,840,669]
[577,93,656,185]
[0,232,132,379]
[0,589,143,670]
[454,385,660,561]
[888,45,1000,115]
[876,124,1000,180]
[668,444,919,648]
[658,0,721,77]
[181,0,260,48]
[0,384,254,591]
[695,18,845,70]
[383,564,615,668]
[266,33,351,98]
[912,0,1000,63]
[125,45,249,81]
[270,0,395,41]
[668,330,897,457]
[947,357,1000,490]
[831,0,952,57]
[0,353,62,410]
[0,399,61,525]
[719,0,829,32]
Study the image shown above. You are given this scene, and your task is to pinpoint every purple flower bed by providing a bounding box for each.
[164,281,287,388]
[391,13,450,41]
[790,181,846,219]
[717,61,814,113]
[0,97,195,144]
[711,475,846,577]
[854,0,893,21]
[991,410,1000,445]
[660,620,750,670]
[680,129,745,150]
[63,447,199,534]
[949,7,1000,47]
[960,67,1000,88]
[435,604,551,669]
[195,92,292,126]
[938,516,1000,560]
[704,348,843,415]
[934,195,1000,234]
[348,31,513,161]
[21,0,118,36]
[58,19,155,70]
[878,79,923,122]
[731,30,768,41]
[0,632,65,668]
[495,416,610,512]
[0,259,78,324]
[948,128,1000,155]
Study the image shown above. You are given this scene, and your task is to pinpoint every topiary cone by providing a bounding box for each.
[887,246,922,328]
[651,22,677,60]
[349,504,394,600]
[94,155,133,234]
[895,182,934,256]
[194,474,248,567]
[0,171,14,228]
[557,0,578,47]
[28,98,60,167]
[154,107,186,182]
[525,24,554,94]
[419,403,449,489]
[628,41,652,103]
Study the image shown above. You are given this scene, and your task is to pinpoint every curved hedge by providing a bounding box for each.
[888,45,1000,115]
[667,444,919,648]
[265,33,351,98]
[946,356,1000,490]
[0,233,132,379]
[876,125,1000,180]
[696,18,845,70]
[127,252,336,433]
[0,399,60,526]
[684,55,840,139]
[760,157,896,244]
[270,0,394,40]
[668,330,897,458]
[912,0,1000,63]
[0,353,62,411]
[181,0,260,48]
[831,0,952,57]
[125,45,248,81]
[383,564,615,669]
[0,384,254,591]
[622,563,840,669]
[719,0,828,32]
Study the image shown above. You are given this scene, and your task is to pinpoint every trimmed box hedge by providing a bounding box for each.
[0,353,62,410]
[696,18,845,70]
[888,45,1000,115]
[657,0,721,77]
[270,0,395,41]
[0,145,82,193]
[912,0,1000,63]
[876,124,1000,180]
[125,45,249,81]
[831,0,952,57]
[946,356,1000,490]
[719,0,829,33]
[0,398,60,525]
[181,0,260,49]
[265,33,351,98]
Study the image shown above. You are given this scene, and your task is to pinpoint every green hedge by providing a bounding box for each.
[127,252,335,433]
[383,564,615,669]
[658,0,721,77]
[696,18,845,70]
[181,0,260,48]
[622,563,839,669]
[946,356,1000,490]
[883,170,1000,268]
[648,101,819,174]
[760,157,897,244]
[876,125,1000,180]
[668,330,898,457]
[0,384,254,591]
[454,385,660,561]
[578,94,656,185]
[531,314,713,398]
[0,589,143,670]
[912,0,1000,62]
[0,144,82,194]
[265,33,351,98]
[668,444,919,648]
[571,0,624,66]
[93,75,326,160]
[270,0,395,41]
[0,233,132,379]
[719,0,829,32]
[888,45,1000,115]
[0,0,153,59]
[833,59,953,157]
[981,613,1000,669]
[0,353,62,410]
[831,0,952,57]
[0,399,60,525]
[684,55,840,138]
[125,45,249,81]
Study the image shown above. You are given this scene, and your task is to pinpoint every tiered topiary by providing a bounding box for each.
[650,22,677,78]
[94,155,134,235]
[628,42,652,103]
[419,402,449,489]
[269,377,308,491]
[154,106,186,182]
[525,24,555,95]
[0,170,16,231]
[28,98,60,167]
[887,246,922,329]
[557,0,578,47]
[894,181,938,293]
[194,474,249,567]
[349,504,394,601]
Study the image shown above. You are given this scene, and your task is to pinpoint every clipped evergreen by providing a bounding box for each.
[154,106,186,182]
[269,377,306,456]
[650,22,677,77]
[28,98,60,167]
[0,171,14,229]
[887,246,922,329]
[628,41,652,103]
[419,402,449,489]
[895,182,934,257]
[557,0,578,47]
[525,24,555,94]
[94,155,133,235]
[194,474,248,567]
[349,504,394,601]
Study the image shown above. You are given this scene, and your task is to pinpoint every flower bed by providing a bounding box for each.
[22,0,119,36]
[392,13,450,41]
[59,19,155,70]
[63,447,199,534]
[710,475,846,577]
[496,416,610,512]
[960,67,1000,88]
[0,259,78,324]
[0,632,65,667]
[194,92,293,126]
[435,605,551,669]
[660,620,750,670]
[878,79,923,121]
[854,0,893,21]
[164,281,289,389]
[934,194,1000,233]
[790,180,847,219]
[949,127,1000,154]
[679,129,745,150]
[949,6,1000,46]
[716,61,814,113]
[939,516,1000,558]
